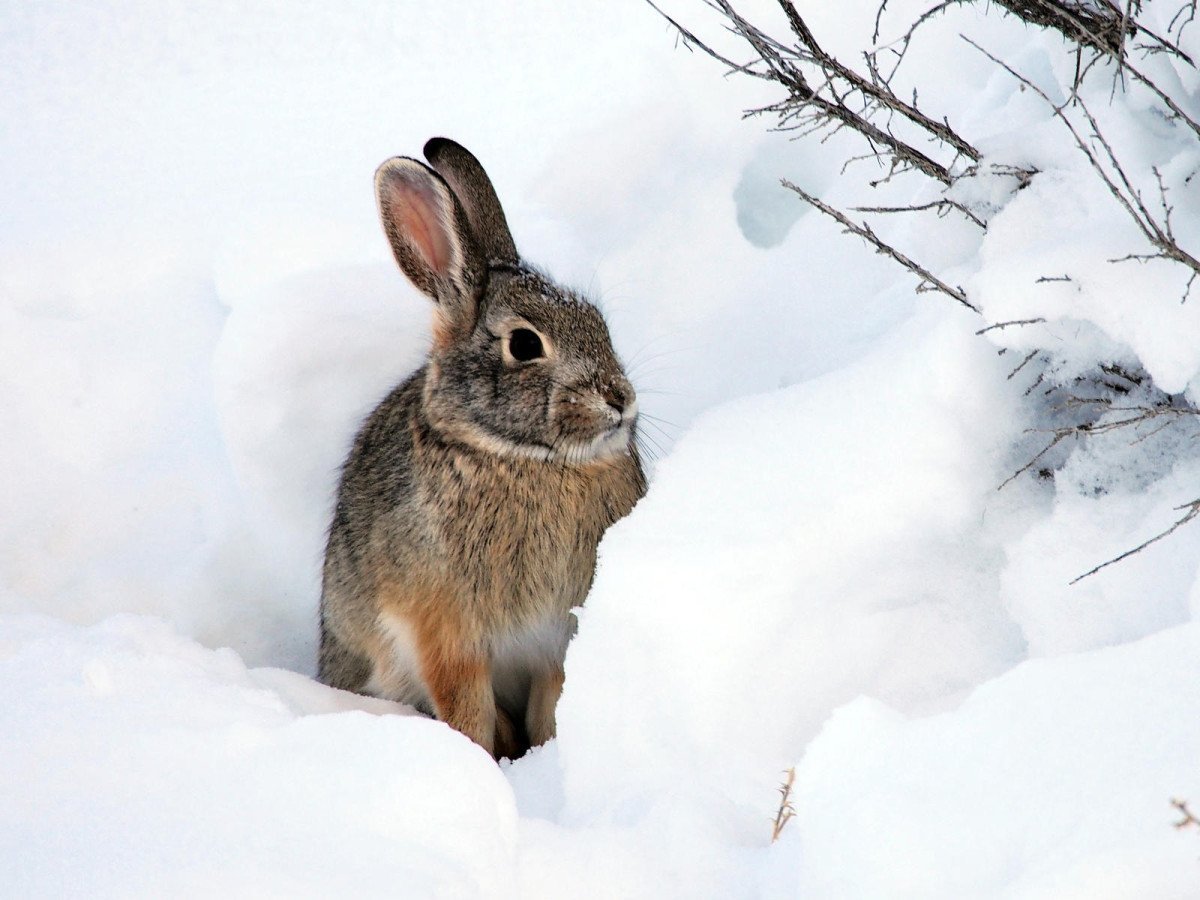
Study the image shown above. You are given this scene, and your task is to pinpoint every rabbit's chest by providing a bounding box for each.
[447,478,596,603]
[427,453,627,617]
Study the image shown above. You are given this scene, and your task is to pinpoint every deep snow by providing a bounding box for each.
[3,1,1200,897]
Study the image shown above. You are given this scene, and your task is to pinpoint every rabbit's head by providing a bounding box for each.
[375,138,637,464]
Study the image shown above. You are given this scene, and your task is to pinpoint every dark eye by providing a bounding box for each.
[508,328,544,362]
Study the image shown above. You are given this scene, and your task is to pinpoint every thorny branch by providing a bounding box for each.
[771,767,797,843]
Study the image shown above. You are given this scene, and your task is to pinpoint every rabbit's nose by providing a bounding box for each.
[600,378,634,415]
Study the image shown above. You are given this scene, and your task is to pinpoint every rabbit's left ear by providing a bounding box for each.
[424,138,518,264]
[375,157,483,340]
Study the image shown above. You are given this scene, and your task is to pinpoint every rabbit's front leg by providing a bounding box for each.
[493,706,526,761]
[415,630,498,757]
[526,666,565,748]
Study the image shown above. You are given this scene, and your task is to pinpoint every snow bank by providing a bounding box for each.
[0,616,516,898]
[558,306,1028,827]
[779,620,1200,899]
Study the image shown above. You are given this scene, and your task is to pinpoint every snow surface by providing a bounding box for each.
[3,1,1200,896]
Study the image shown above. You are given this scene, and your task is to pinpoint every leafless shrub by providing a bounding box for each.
[650,0,1200,578]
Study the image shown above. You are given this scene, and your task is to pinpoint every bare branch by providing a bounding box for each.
[852,199,987,230]
[644,0,774,79]
[1071,498,1200,584]
[1008,349,1041,380]
[783,179,980,312]
[976,317,1048,334]
[963,36,1200,289]
[773,0,981,160]
[996,0,1132,55]
[1167,2,1197,41]
[999,431,1073,490]
[650,0,981,184]
[771,767,797,843]
[1172,798,1200,831]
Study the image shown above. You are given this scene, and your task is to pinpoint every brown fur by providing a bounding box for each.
[318,139,646,759]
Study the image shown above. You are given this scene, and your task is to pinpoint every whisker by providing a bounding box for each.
[639,412,680,430]
[623,331,688,369]
[634,387,686,398]
[635,426,668,459]
[635,433,660,466]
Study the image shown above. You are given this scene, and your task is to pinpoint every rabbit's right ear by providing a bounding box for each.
[375,157,481,340]
[423,138,518,265]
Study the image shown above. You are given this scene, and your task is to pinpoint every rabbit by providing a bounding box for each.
[318,138,646,760]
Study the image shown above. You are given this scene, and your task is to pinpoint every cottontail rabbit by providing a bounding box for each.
[318,138,646,759]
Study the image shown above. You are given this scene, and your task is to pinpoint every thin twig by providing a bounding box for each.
[852,199,987,230]
[1172,798,1200,831]
[1008,349,1041,380]
[976,317,1047,334]
[783,179,980,312]
[1071,498,1200,584]
[999,431,1073,490]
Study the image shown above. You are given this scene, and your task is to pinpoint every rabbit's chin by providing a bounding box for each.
[466,423,635,466]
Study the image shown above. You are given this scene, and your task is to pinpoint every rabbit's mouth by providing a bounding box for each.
[441,417,635,466]
[522,416,637,465]
[553,395,639,463]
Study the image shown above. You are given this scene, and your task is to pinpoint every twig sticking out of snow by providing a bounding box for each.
[771,768,797,843]
[975,318,1048,335]
[1171,797,1200,831]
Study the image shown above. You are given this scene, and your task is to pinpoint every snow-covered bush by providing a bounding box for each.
[656,0,1200,577]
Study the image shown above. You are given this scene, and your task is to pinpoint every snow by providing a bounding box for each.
[3,1,1200,896]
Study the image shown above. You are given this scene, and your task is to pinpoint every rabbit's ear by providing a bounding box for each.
[375,157,482,336]
[424,138,518,264]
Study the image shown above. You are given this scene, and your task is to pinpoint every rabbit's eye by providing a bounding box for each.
[508,328,544,362]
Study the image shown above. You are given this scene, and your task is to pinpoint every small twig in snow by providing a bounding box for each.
[976,317,1047,334]
[771,768,797,843]
[1172,798,1200,831]
[1008,349,1041,379]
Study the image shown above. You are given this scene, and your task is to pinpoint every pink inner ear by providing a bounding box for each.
[388,176,454,276]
